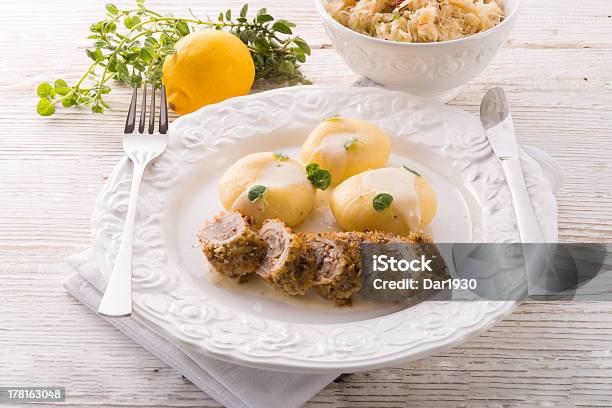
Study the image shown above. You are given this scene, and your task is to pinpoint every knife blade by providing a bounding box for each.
[480,88,559,297]
[480,88,545,243]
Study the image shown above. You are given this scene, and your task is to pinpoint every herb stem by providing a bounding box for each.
[75,61,99,89]
[94,20,163,102]
[37,2,312,116]
[144,8,163,18]
[51,60,99,106]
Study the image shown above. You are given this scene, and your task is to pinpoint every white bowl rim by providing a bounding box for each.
[314,0,521,48]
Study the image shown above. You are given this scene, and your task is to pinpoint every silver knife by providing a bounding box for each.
[480,88,545,244]
[480,88,559,297]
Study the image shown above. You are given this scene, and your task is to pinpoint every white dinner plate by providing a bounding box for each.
[92,86,557,373]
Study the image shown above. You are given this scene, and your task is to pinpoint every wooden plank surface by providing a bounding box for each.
[1,0,611,406]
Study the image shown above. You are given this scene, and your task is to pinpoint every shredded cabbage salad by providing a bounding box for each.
[326,0,505,43]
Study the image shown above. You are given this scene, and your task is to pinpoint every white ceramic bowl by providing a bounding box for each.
[315,0,521,101]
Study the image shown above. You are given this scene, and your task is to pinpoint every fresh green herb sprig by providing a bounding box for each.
[36,1,312,116]
[248,185,267,202]
[373,193,393,212]
[306,163,332,190]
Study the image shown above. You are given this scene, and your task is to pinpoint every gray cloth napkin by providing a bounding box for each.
[64,249,337,408]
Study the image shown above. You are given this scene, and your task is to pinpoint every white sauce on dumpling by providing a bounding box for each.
[231,160,311,221]
[311,131,357,179]
[362,167,422,231]
[256,160,309,186]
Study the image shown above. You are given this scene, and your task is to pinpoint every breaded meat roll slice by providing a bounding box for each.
[303,232,362,306]
[257,219,316,296]
[197,211,266,280]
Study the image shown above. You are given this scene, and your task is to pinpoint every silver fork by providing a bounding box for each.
[98,85,169,317]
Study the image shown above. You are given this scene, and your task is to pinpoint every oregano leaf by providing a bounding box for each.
[248,185,267,202]
[37,99,55,116]
[306,163,332,190]
[373,193,393,212]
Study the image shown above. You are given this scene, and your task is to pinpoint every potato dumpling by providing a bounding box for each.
[219,152,316,227]
[330,167,437,236]
[300,117,391,186]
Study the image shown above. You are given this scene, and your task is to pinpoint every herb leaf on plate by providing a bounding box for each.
[373,193,394,212]
[344,137,361,152]
[306,163,332,190]
[273,152,289,161]
[248,185,267,202]
[325,114,342,122]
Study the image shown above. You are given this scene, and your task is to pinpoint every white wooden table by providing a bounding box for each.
[1,1,611,406]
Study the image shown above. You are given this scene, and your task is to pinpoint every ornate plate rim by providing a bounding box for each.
[91,86,557,373]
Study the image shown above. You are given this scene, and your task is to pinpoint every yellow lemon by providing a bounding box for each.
[162,30,255,115]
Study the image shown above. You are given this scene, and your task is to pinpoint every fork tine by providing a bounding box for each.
[148,85,156,134]
[124,87,137,133]
[138,85,147,133]
[159,84,168,134]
